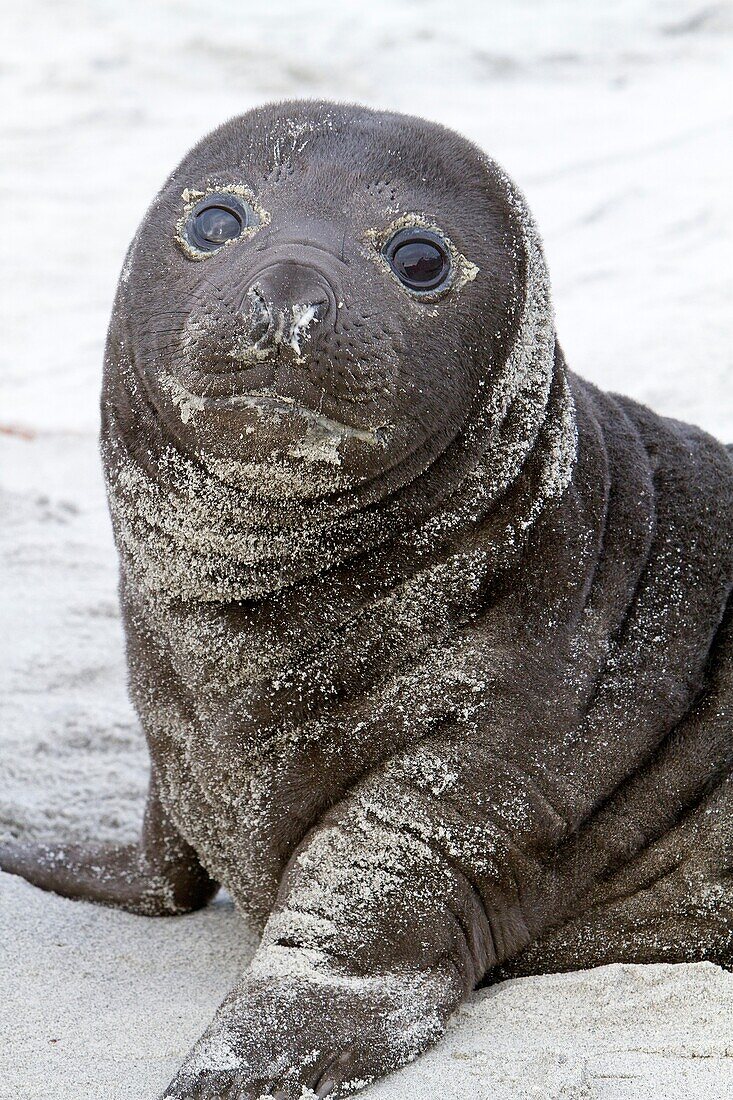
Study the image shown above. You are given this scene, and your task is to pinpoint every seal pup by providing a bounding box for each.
[2,100,732,1099]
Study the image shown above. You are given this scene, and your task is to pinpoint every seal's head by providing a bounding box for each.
[115,100,531,499]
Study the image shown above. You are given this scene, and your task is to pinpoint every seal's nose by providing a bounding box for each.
[243,262,331,358]
[252,262,332,319]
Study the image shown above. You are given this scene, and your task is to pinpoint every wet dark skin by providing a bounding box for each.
[2,101,732,1100]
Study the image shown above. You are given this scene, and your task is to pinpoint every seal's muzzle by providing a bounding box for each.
[243,261,332,360]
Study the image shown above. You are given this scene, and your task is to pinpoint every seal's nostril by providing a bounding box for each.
[239,285,327,360]
[287,300,326,356]
[250,318,270,343]
[245,284,275,345]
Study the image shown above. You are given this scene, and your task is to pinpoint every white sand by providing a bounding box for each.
[1,1,732,1097]
[3,867,733,1099]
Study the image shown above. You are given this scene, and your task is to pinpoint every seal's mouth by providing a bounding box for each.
[163,377,391,447]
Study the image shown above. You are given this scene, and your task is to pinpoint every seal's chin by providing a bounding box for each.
[154,375,396,493]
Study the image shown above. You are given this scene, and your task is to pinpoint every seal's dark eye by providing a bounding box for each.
[187,194,254,253]
[384,228,451,292]
[195,206,241,244]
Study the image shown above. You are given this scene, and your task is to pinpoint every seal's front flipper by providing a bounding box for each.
[0,773,217,916]
[159,952,460,1100]
[0,837,217,915]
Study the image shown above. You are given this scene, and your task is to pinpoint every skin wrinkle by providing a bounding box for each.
[590,666,733,899]
[503,781,733,978]
[578,397,654,634]
[2,101,733,1100]
[568,592,733,880]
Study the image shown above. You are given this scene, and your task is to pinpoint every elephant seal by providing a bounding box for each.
[2,100,732,1099]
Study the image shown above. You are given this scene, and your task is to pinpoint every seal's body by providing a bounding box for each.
[2,101,732,1099]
